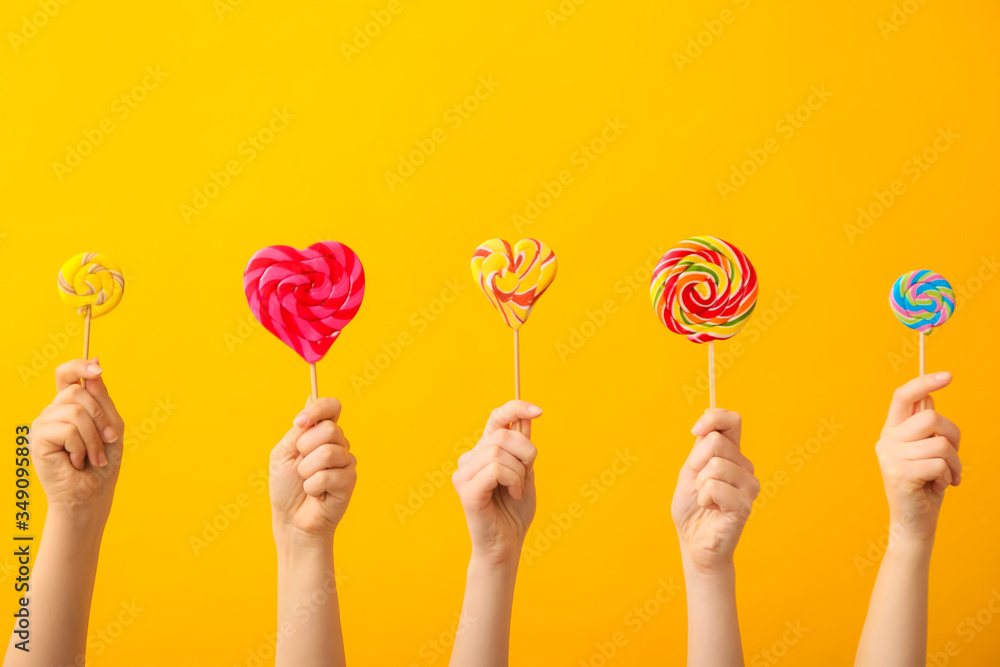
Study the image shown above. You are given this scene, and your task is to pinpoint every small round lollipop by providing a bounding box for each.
[650,236,758,407]
[57,252,125,363]
[889,270,954,408]
[471,238,557,432]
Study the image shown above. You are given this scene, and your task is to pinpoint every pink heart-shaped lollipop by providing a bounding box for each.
[243,242,365,363]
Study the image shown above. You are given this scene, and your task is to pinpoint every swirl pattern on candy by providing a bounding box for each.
[471,238,557,329]
[890,270,954,334]
[650,236,758,343]
[57,252,125,317]
[244,242,365,363]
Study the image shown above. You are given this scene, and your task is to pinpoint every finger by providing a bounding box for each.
[904,436,962,485]
[697,478,752,519]
[483,401,543,437]
[47,404,107,467]
[480,429,538,469]
[35,421,88,471]
[461,462,524,504]
[886,372,952,427]
[302,465,357,499]
[907,458,952,496]
[691,409,742,447]
[55,358,106,391]
[695,457,760,497]
[297,444,353,479]
[455,445,528,492]
[684,431,753,474]
[50,385,118,445]
[79,360,124,433]
[296,420,349,457]
[292,397,342,429]
[895,410,961,450]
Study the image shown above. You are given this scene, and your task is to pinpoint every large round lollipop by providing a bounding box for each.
[650,236,758,407]
[889,270,954,409]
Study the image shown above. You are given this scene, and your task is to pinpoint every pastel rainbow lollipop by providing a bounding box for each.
[57,252,125,373]
[890,270,954,409]
[471,238,557,431]
[244,242,365,398]
[650,236,758,408]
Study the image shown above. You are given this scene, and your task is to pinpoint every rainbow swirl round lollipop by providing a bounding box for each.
[650,236,758,342]
[890,270,954,334]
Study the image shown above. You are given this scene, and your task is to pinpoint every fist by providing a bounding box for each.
[671,409,759,575]
[31,359,125,522]
[876,372,961,544]
[452,400,541,565]
[270,397,357,544]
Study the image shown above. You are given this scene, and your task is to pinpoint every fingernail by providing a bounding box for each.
[87,364,103,374]
[691,420,704,436]
[935,372,951,382]
[97,451,108,467]
[527,405,543,416]
[102,426,118,443]
[293,414,308,428]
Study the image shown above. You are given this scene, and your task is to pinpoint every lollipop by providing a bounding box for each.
[471,238,557,431]
[244,242,365,398]
[650,236,758,407]
[57,252,125,370]
[889,270,954,409]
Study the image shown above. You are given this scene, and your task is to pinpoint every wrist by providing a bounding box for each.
[469,548,521,576]
[679,544,737,581]
[44,508,107,549]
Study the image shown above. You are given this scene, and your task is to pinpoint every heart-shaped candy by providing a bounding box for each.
[471,238,557,329]
[244,242,365,363]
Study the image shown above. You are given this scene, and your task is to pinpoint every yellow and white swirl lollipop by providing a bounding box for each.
[57,252,125,360]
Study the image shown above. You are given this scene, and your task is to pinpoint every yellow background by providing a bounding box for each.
[2,0,999,664]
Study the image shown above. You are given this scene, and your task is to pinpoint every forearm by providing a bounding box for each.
[449,553,519,667]
[4,512,104,666]
[682,555,744,667]
[855,539,932,667]
[275,535,345,667]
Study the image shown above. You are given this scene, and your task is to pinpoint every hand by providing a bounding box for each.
[30,359,125,525]
[671,409,759,575]
[270,397,357,546]
[875,372,961,547]
[452,400,541,566]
